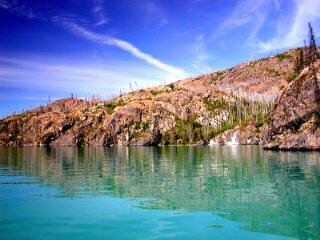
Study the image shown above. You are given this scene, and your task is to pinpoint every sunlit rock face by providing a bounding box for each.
[269,61,320,135]
[210,122,260,145]
[264,117,320,150]
[264,61,320,150]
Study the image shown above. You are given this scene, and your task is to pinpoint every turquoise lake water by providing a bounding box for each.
[0,146,320,239]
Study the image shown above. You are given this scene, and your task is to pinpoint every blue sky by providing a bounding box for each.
[0,0,320,117]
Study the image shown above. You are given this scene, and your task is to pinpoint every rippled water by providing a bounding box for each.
[0,146,320,239]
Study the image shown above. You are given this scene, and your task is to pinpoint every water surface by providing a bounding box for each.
[0,146,320,239]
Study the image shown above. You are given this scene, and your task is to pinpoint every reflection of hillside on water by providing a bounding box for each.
[0,146,320,239]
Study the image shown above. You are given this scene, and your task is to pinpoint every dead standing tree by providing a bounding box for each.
[306,22,319,66]
[305,23,319,93]
[304,22,320,106]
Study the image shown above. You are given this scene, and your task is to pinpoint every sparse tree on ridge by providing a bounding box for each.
[294,47,304,74]
[306,22,319,66]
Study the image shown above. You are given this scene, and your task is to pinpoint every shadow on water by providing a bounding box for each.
[1,146,320,239]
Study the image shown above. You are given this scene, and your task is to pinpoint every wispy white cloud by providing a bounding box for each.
[213,0,272,41]
[139,1,169,30]
[192,34,213,74]
[0,0,36,19]
[56,20,186,78]
[258,0,320,51]
[0,0,186,80]
[93,0,108,26]
[0,57,169,95]
[0,0,9,9]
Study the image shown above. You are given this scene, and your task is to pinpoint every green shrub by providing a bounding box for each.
[203,97,228,111]
[210,120,239,137]
[104,99,125,114]
[150,90,159,95]
[294,48,305,74]
[288,72,298,83]
[314,105,320,126]
[263,67,281,76]
[142,121,149,131]
[132,131,141,139]
[193,128,203,141]
[134,121,140,130]
[0,122,5,133]
[209,71,225,83]
[276,53,292,62]
[216,71,224,77]
[248,62,256,68]
[150,88,174,96]
[168,83,174,90]
[255,112,270,128]
[160,132,171,145]
[165,117,203,144]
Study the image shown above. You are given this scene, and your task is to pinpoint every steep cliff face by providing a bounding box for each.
[268,63,320,135]
[263,61,320,150]
[1,48,320,149]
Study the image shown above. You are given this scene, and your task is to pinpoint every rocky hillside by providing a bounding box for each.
[1,48,320,149]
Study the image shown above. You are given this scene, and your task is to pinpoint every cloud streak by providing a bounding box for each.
[93,0,108,26]
[0,0,36,18]
[213,0,272,41]
[211,0,320,52]
[0,0,186,79]
[58,20,186,78]
[0,57,167,94]
[192,34,212,74]
[258,0,320,51]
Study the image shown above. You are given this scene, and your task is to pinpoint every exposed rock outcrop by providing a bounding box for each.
[264,117,320,150]
[210,122,261,145]
[264,61,320,150]
[268,63,320,136]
